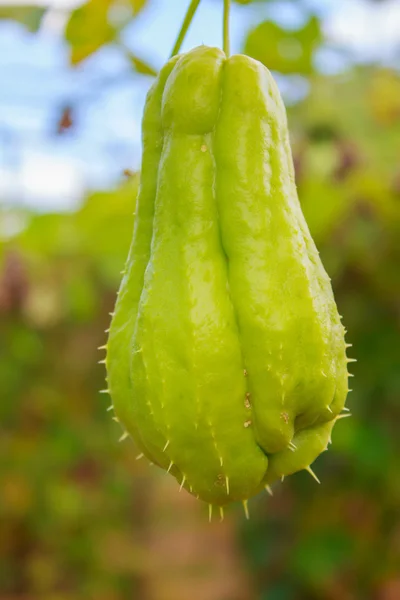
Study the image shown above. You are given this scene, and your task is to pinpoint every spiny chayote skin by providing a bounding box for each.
[104,46,352,509]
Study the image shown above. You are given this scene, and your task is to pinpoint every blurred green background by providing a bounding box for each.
[1,0,399,598]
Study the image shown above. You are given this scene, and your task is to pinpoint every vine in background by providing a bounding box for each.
[223,0,231,56]
[170,0,202,58]
[170,0,231,58]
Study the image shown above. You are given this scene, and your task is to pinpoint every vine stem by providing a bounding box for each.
[170,0,202,58]
[223,0,231,57]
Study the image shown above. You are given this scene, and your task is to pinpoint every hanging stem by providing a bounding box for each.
[170,0,202,58]
[223,0,231,57]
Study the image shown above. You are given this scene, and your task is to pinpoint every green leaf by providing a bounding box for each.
[126,52,157,76]
[65,0,150,66]
[65,0,115,66]
[244,16,322,75]
[0,6,46,32]
[129,0,148,13]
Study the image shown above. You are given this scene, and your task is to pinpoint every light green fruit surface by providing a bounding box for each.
[105,46,350,506]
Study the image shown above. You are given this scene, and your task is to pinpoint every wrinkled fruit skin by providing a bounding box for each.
[106,46,350,506]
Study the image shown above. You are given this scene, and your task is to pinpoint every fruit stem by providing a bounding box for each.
[170,0,202,58]
[223,0,231,57]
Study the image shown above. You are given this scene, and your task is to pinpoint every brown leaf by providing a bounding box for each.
[56,106,74,135]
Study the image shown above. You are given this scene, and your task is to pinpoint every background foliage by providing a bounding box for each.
[1,0,399,599]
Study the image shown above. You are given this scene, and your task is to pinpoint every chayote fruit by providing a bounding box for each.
[104,46,351,508]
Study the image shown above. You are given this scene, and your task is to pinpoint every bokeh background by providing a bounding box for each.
[1,0,400,598]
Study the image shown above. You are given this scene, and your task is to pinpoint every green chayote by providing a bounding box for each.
[103,46,351,510]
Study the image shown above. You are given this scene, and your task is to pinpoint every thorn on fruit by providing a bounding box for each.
[220,506,224,521]
[180,476,186,492]
[136,453,144,460]
[242,500,249,520]
[265,485,273,496]
[225,476,230,495]
[305,465,320,484]
[106,405,113,412]
[119,431,129,442]
[99,389,110,394]
[163,440,170,452]
[167,461,174,473]
[208,504,213,523]
[336,413,352,421]
[98,344,107,350]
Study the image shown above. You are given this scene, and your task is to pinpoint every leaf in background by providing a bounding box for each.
[244,16,322,75]
[56,105,74,135]
[0,6,46,32]
[292,69,400,180]
[108,0,147,28]
[65,0,115,66]
[126,52,157,76]
[65,0,149,66]
[368,69,400,126]
[129,0,148,13]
